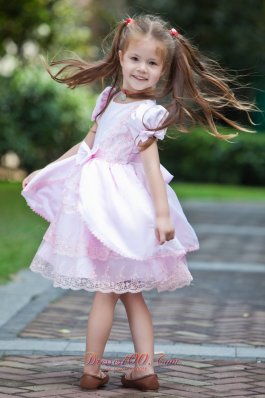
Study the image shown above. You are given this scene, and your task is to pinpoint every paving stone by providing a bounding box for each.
[0,374,40,381]
[177,360,214,369]
[19,390,80,398]
[0,360,38,370]
[207,370,253,379]
[0,379,33,387]
[27,377,77,385]
[251,395,265,398]
[206,376,249,385]
[0,367,36,375]
[21,383,76,391]
[0,387,26,394]
[207,382,253,391]
[165,370,208,381]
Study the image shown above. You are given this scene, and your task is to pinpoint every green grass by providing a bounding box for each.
[0,180,264,285]
[0,181,48,285]
[172,182,265,201]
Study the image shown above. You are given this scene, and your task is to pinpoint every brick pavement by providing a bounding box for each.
[183,202,265,264]
[19,270,264,346]
[0,201,264,397]
[0,355,265,397]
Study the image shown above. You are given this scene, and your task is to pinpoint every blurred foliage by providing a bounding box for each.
[159,128,265,186]
[0,0,95,62]
[0,0,54,58]
[0,65,95,171]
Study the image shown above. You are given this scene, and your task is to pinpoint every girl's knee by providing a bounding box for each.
[120,292,142,303]
[111,292,122,304]
[113,293,121,302]
[95,291,121,302]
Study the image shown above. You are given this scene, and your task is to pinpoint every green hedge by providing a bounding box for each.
[0,66,95,172]
[159,128,265,186]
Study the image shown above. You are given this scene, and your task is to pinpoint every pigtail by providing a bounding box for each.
[162,34,256,141]
[40,21,126,90]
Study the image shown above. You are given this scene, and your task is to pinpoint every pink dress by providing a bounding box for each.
[21,86,199,293]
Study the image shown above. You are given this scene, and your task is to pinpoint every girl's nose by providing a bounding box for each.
[137,62,147,73]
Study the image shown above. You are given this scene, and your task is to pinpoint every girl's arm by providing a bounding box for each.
[50,122,98,165]
[22,123,97,189]
[84,122,97,149]
[139,139,175,245]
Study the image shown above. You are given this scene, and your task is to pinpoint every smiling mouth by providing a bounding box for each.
[132,75,148,81]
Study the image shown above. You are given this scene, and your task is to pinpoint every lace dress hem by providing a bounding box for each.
[30,254,194,294]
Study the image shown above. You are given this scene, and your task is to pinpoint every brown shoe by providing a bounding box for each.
[121,372,159,392]
[80,372,109,390]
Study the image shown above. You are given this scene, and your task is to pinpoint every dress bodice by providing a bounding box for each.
[90,87,168,164]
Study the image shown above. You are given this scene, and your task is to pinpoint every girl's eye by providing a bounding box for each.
[131,57,138,61]
[149,61,157,66]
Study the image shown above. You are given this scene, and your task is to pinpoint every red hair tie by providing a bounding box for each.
[124,18,134,26]
[169,28,179,38]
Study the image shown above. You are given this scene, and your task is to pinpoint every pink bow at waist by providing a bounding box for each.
[75,141,100,166]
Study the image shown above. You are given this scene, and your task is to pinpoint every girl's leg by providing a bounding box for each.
[83,291,120,377]
[120,292,155,378]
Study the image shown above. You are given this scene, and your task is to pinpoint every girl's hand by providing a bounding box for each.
[155,216,175,245]
[22,169,42,189]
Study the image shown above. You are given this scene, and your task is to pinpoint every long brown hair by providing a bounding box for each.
[42,14,257,145]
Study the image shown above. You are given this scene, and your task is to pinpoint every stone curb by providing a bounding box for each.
[0,339,265,360]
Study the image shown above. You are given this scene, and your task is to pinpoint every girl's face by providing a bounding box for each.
[118,35,164,93]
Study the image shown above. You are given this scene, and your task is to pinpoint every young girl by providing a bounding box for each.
[21,14,254,392]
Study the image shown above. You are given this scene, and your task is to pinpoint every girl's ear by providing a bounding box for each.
[118,50,123,66]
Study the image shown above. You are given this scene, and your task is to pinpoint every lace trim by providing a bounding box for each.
[21,191,52,223]
[30,254,193,293]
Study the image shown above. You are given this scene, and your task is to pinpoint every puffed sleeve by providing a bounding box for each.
[129,103,168,146]
[91,86,112,122]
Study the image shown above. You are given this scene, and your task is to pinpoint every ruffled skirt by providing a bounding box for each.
[21,143,199,293]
